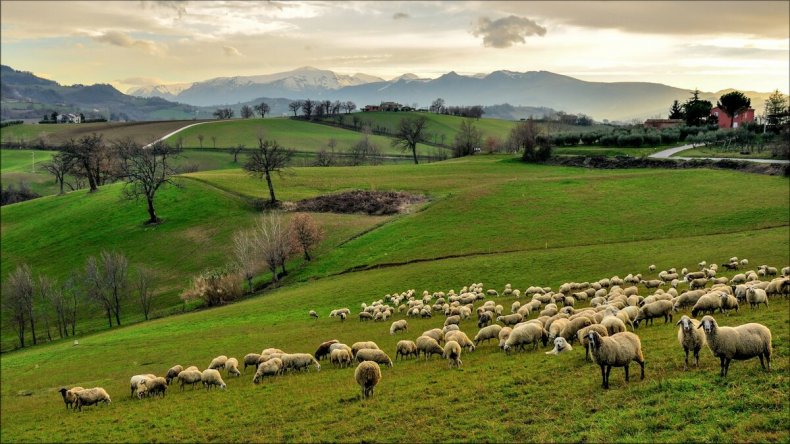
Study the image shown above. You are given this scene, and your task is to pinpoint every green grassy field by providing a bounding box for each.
[672,146,787,160]
[163,118,442,157]
[554,145,669,157]
[0,121,204,146]
[0,149,59,196]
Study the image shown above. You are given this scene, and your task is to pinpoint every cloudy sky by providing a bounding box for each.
[1,0,788,93]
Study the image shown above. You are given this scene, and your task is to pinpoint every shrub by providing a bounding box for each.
[643,132,661,146]
[180,266,243,307]
[580,132,599,145]
[599,134,618,146]
[617,134,644,147]
[1,183,40,206]
[660,131,680,144]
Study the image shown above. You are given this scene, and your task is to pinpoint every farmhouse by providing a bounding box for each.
[56,113,81,123]
[710,106,754,128]
[362,105,380,112]
[643,118,683,129]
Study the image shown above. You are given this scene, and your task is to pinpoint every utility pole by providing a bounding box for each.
[32,151,35,173]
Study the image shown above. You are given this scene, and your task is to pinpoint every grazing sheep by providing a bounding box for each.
[643,280,664,289]
[395,340,418,360]
[359,312,374,321]
[74,387,111,411]
[587,331,645,389]
[633,300,674,327]
[355,349,393,368]
[390,319,408,335]
[503,323,548,353]
[601,316,627,335]
[548,318,570,341]
[691,293,722,317]
[314,339,340,361]
[746,287,769,309]
[129,374,156,398]
[339,312,347,322]
[416,336,444,360]
[545,337,573,355]
[177,369,202,391]
[474,324,502,346]
[351,341,379,358]
[58,387,84,410]
[422,329,444,344]
[676,316,706,370]
[225,358,241,377]
[578,324,608,361]
[243,354,262,373]
[355,361,382,399]
[443,340,463,368]
[698,316,772,377]
[165,365,183,385]
[444,330,475,352]
[496,313,524,327]
[330,349,353,368]
[208,355,228,370]
[281,353,322,372]
[560,317,592,343]
[649,264,656,272]
[309,310,319,319]
[442,324,459,334]
[253,357,283,384]
[137,377,167,399]
[477,312,493,328]
[719,293,739,315]
[498,327,513,349]
[201,369,227,390]
[444,315,461,327]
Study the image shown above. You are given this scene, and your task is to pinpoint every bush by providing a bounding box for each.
[643,132,661,146]
[580,132,599,145]
[1,183,40,206]
[0,120,23,128]
[180,266,243,307]
[617,134,644,147]
[599,134,618,146]
[660,131,680,144]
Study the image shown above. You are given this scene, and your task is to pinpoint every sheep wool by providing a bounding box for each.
[74,387,111,411]
[253,358,283,384]
[314,340,340,361]
[355,349,393,368]
[698,315,772,377]
[165,365,183,385]
[395,340,418,360]
[676,315,706,371]
[355,361,382,399]
[201,369,227,390]
[588,331,645,389]
[225,358,241,377]
[177,369,202,390]
[58,386,84,410]
[443,340,463,368]
[390,319,408,335]
[208,355,228,370]
[416,336,444,360]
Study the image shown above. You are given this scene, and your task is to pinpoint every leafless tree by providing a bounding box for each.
[229,144,245,163]
[288,101,301,117]
[134,266,156,320]
[36,275,54,341]
[290,213,323,261]
[392,116,428,164]
[116,139,181,224]
[197,134,205,149]
[254,102,271,118]
[243,135,294,205]
[301,99,314,119]
[233,228,259,293]
[85,256,113,328]
[241,105,255,119]
[349,126,382,165]
[255,212,291,283]
[213,108,234,119]
[41,152,76,195]
[45,277,68,338]
[2,264,33,347]
[345,101,356,114]
[85,251,129,327]
[60,134,108,192]
[453,119,483,157]
[63,271,82,336]
[211,135,217,149]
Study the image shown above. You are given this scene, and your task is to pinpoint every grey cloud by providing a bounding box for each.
[472,15,546,48]
[223,45,243,57]
[393,12,409,20]
[92,31,164,55]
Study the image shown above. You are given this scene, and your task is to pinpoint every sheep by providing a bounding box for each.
[642,280,664,289]
[421,329,444,344]
[685,271,706,281]
[243,354,262,373]
[416,336,444,360]
[698,315,772,377]
[673,290,706,311]
[649,264,656,272]
[746,287,769,309]
[578,324,608,361]
[444,330,475,352]
[545,337,573,355]
[496,313,523,327]
[355,361,381,399]
[339,312,347,322]
[503,323,548,353]
[309,310,319,319]
[474,324,502,346]
[225,358,241,377]
[477,312,493,328]
[208,355,227,370]
[177,369,202,391]
[691,293,722,317]
[511,301,521,314]
[201,369,227,390]
[783,266,790,277]
[351,341,379,358]
[442,324,459,334]
[359,312,374,321]
[498,327,513,350]
[329,348,353,368]
[281,353,322,372]
[129,374,156,398]
[719,293,739,315]
[58,387,84,410]
[560,317,592,343]
[548,318,570,341]
[355,349,393,368]
[601,316,627,335]
[444,315,461,327]
[676,315,706,371]
[74,387,111,411]
[314,339,340,361]
[137,377,167,399]
[443,340,463,368]
[164,365,183,385]
[253,358,283,384]
[587,331,645,389]
[633,300,673,327]
[395,340,418,360]
[390,319,408,335]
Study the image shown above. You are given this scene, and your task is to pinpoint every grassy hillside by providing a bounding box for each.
[163,118,441,157]
[0,149,57,195]
[0,121,204,146]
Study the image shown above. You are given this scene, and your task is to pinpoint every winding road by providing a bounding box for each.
[142,120,222,148]
[649,143,789,164]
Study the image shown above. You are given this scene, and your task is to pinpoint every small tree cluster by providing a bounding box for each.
[213,108,234,119]
[180,266,243,307]
[508,119,552,162]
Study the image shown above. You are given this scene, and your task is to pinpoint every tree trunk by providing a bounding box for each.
[29,316,37,345]
[113,290,122,326]
[106,308,113,328]
[247,277,253,294]
[58,178,65,195]
[411,144,419,164]
[270,265,278,283]
[146,197,159,224]
[87,172,98,192]
[17,322,25,348]
[304,249,311,261]
[281,263,287,276]
[265,171,277,204]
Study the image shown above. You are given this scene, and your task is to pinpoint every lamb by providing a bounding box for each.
[390,319,408,335]
[474,324,502,346]
[545,336,572,355]
[416,335,444,359]
[74,387,111,411]
[496,313,523,327]
[351,341,379,358]
[698,315,772,377]
[164,365,183,385]
[225,358,241,377]
[137,377,167,399]
[601,316,627,335]
[201,369,227,390]
[633,300,673,327]
[395,340,418,360]
[330,348,353,368]
[281,353,322,372]
[443,340,463,368]
[746,287,769,309]
[355,361,382,399]
[309,310,319,319]
[355,349,393,368]
[208,355,228,370]
[176,369,202,391]
[498,327,513,349]
[676,315,706,370]
[129,374,156,398]
[253,357,283,383]
[578,324,608,361]
[314,339,340,361]
[587,331,645,389]
[58,387,84,410]
[691,293,722,317]
[243,354,262,372]
[503,323,548,353]
[444,330,475,352]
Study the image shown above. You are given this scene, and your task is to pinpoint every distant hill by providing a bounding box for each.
[0,65,199,121]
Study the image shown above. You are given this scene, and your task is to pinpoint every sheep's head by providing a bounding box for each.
[698,316,717,334]
[587,331,602,349]
[676,316,693,332]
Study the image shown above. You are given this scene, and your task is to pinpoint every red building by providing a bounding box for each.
[710,107,754,128]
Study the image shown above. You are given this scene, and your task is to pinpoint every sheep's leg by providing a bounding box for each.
[758,354,766,370]
[693,348,700,368]
[624,364,630,382]
[683,349,689,371]
[719,356,726,377]
[639,359,645,379]
[765,352,772,371]
[605,365,612,389]
[600,365,607,388]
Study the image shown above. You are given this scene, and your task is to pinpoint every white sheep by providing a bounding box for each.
[208,355,227,370]
[698,315,772,377]
[281,353,321,372]
[474,324,502,346]
[395,340,418,360]
[503,323,548,353]
[587,331,645,389]
[129,374,156,398]
[329,349,353,368]
[443,340,463,368]
[746,287,769,309]
[351,341,379,358]
[177,369,202,391]
[416,335,444,359]
[201,369,227,390]
[355,349,393,368]
[58,387,84,410]
[355,361,381,399]
[444,330,475,352]
[389,319,408,335]
[253,358,283,384]
[676,315,706,370]
[164,365,183,385]
[309,310,319,319]
[74,387,111,411]
[225,357,241,377]
[243,354,262,373]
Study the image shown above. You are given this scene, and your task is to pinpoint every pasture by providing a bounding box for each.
[0,121,203,146]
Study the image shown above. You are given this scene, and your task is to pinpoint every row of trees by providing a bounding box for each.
[2,251,155,349]
[287,99,357,119]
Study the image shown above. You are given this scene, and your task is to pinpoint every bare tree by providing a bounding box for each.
[41,152,76,195]
[60,134,108,192]
[301,99,314,119]
[85,256,113,328]
[197,134,204,149]
[63,271,82,336]
[254,102,270,118]
[36,275,54,341]
[345,101,356,114]
[229,144,245,163]
[241,105,255,119]
[2,265,33,347]
[46,277,68,338]
[349,126,382,165]
[233,228,259,293]
[392,116,428,164]
[134,266,155,321]
[213,108,234,119]
[288,101,301,117]
[453,119,483,157]
[211,135,217,149]
[255,212,291,283]
[290,213,323,261]
[85,251,129,327]
[117,139,181,224]
[243,136,294,205]
[430,98,445,114]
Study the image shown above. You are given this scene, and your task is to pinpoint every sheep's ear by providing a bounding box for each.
[676,319,682,326]
[697,322,704,329]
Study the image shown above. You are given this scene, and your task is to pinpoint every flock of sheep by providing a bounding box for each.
[57,259,789,409]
